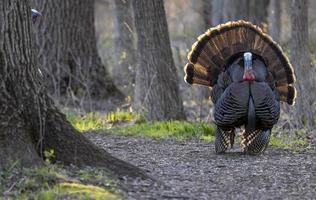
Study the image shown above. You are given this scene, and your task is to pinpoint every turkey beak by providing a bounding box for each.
[243,52,255,81]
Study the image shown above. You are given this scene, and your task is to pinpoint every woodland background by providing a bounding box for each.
[0,0,315,199]
[92,0,315,127]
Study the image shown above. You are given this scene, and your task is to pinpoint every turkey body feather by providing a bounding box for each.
[184,21,295,154]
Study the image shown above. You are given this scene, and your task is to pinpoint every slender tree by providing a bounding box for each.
[0,0,147,179]
[225,0,250,21]
[222,0,269,29]
[112,0,136,95]
[198,0,213,101]
[290,0,315,127]
[212,0,225,25]
[248,0,270,27]
[269,0,282,42]
[132,0,185,120]
[32,0,123,103]
[201,0,212,29]
[189,0,212,28]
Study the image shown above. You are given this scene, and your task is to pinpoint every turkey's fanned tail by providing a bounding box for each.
[184,20,296,105]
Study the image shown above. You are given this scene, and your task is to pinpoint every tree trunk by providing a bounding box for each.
[32,0,123,103]
[269,0,282,42]
[132,0,185,121]
[198,0,212,101]
[249,0,270,28]
[223,0,269,29]
[212,0,225,25]
[0,0,148,179]
[201,0,213,29]
[290,0,315,128]
[223,0,250,21]
[112,0,136,95]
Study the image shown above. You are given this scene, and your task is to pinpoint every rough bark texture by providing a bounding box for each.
[269,0,282,42]
[290,0,315,128]
[32,0,123,102]
[0,0,149,179]
[112,0,136,95]
[132,0,185,121]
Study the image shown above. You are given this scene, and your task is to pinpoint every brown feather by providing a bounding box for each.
[184,20,296,105]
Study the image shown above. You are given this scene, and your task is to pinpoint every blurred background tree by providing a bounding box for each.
[269,0,282,42]
[290,0,315,128]
[132,0,186,121]
[112,0,136,95]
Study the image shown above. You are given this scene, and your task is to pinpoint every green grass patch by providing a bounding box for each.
[65,111,310,149]
[110,120,216,141]
[270,134,308,149]
[36,182,119,200]
[66,111,136,132]
[0,163,121,200]
[269,127,310,149]
[66,111,216,141]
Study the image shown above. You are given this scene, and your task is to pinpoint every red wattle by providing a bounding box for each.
[243,70,256,81]
[243,76,255,81]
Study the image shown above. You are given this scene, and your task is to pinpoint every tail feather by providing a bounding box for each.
[277,85,297,105]
[184,63,221,86]
[184,20,296,105]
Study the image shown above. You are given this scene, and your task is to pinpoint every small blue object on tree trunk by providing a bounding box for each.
[31,9,41,23]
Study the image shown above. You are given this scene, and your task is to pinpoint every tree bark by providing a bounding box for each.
[112,0,136,95]
[290,0,315,128]
[32,0,123,103]
[0,0,148,179]
[269,0,282,42]
[132,0,185,121]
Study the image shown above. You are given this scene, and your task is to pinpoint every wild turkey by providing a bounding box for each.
[184,21,296,154]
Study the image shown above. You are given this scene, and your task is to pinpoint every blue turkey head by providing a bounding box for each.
[31,9,41,23]
[242,52,255,81]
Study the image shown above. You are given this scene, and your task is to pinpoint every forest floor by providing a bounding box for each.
[2,106,315,199]
[86,131,316,200]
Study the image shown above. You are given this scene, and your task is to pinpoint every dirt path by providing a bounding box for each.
[86,132,316,200]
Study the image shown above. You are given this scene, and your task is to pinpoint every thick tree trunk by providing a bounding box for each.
[112,0,136,95]
[269,0,282,42]
[290,0,315,128]
[32,0,123,102]
[0,0,148,179]
[132,0,186,121]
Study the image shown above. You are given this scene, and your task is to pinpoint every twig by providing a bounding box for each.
[4,177,26,195]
